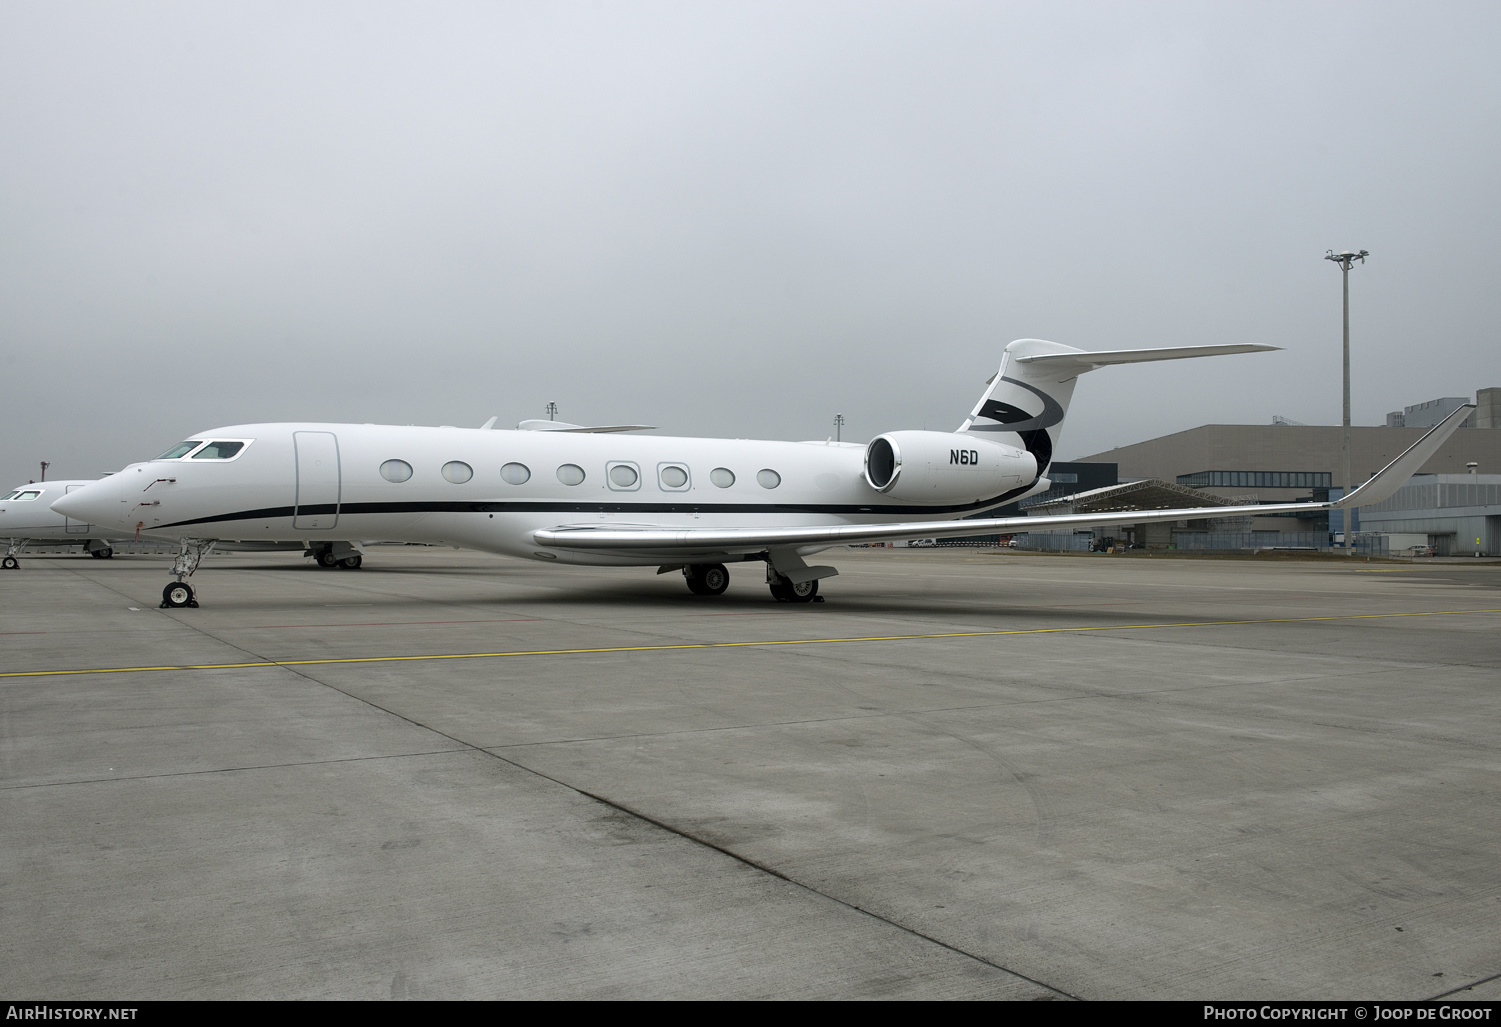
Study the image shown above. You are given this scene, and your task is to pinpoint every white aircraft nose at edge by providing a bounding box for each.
[2,480,123,567]
[3,480,371,573]
[50,339,1474,609]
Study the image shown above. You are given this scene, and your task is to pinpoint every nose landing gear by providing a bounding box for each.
[159,539,215,609]
[3,539,31,569]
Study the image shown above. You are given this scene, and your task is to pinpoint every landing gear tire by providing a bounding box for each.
[769,576,818,603]
[91,547,114,559]
[685,563,729,596]
[161,582,197,609]
[338,554,363,569]
[316,549,339,568]
[2,556,18,570]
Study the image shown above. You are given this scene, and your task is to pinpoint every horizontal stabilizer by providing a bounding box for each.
[1014,343,1279,378]
[516,420,656,433]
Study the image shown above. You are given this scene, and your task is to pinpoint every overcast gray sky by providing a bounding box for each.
[3,1,1498,486]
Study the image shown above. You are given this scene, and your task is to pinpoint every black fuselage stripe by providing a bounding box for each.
[159,484,1036,530]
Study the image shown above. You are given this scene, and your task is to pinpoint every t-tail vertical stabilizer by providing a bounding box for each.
[957,338,1279,475]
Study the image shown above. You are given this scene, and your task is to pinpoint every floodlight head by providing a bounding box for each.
[1325,249,1369,267]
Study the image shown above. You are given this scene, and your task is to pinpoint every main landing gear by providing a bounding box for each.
[160,539,215,609]
[675,559,827,603]
[683,563,730,596]
[767,567,820,603]
[311,544,364,570]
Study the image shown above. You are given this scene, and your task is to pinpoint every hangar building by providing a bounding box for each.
[1015,387,1501,553]
[1358,474,1501,556]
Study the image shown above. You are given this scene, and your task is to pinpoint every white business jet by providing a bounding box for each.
[3,475,369,574]
[2,480,122,567]
[50,340,1474,609]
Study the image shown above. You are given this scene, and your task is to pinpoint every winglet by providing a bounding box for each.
[1338,403,1475,508]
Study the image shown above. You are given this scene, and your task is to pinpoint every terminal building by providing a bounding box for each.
[1007,387,1501,555]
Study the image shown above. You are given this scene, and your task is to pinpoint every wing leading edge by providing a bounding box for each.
[533,404,1472,556]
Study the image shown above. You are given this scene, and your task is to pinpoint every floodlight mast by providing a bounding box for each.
[1325,249,1368,553]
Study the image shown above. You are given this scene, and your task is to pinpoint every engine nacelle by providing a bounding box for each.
[863,431,1038,504]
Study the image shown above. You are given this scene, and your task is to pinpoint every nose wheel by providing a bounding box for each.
[161,582,198,608]
[4,538,31,568]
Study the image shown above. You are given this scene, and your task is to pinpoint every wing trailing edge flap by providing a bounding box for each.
[533,404,1473,554]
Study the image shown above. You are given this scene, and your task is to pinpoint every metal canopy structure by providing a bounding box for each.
[1023,479,1245,549]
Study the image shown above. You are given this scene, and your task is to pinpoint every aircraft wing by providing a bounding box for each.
[533,403,1472,556]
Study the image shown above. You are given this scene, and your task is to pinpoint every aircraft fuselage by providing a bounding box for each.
[67,423,1042,567]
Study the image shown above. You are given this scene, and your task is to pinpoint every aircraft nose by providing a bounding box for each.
[51,479,121,525]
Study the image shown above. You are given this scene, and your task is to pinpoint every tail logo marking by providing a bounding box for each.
[968,377,1066,434]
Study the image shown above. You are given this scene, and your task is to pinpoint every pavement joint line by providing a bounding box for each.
[1429,967,1501,1001]
[0,746,476,792]
[539,772,1083,1001]
[4,607,1500,679]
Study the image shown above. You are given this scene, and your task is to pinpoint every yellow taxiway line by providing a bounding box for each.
[2,607,1498,680]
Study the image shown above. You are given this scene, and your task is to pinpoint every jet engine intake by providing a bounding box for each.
[863,431,1037,504]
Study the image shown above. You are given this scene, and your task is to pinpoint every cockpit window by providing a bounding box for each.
[12,490,42,501]
[191,441,246,460]
[157,441,203,459]
[1,490,18,500]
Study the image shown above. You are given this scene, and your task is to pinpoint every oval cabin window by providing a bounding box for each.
[557,464,586,486]
[757,469,781,490]
[381,459,414,483]
[609,464,639,488]
[660,465,688,489]
[501,462,530,485]
[442,461,473,484]
[710,467,735,488]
